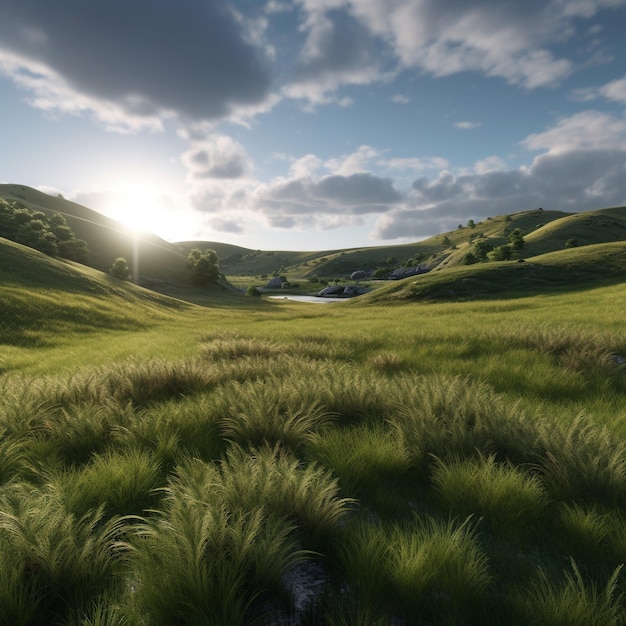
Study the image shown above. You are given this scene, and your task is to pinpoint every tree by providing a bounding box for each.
[15,220,58,256]
[467,219,476,229]
[565,238,578,248]
[48,213,90,263]
[0,200,90,262]
[187,248,219,286]
[109,257,131,281]
[487,244,513,261]
[508,228,525,250]
[471,240,494,262]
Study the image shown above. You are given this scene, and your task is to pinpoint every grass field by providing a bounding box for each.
[2,236,626,624]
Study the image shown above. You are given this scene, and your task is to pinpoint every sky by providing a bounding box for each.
[1,0,626,251]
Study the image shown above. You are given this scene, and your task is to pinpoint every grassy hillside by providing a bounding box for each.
[0,184,191,288]
[0,238,252,374]
[0,237,191,348]
[360,241,626,304]
[523,206,626,256]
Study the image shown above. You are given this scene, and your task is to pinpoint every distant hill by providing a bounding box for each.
[358,241,626,304]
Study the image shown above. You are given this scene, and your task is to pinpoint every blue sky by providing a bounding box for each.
[1,0,626,250]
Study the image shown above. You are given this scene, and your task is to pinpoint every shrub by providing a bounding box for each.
[488,244,513,261]
[108,258,131,281]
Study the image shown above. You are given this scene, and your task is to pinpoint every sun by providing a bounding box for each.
[105,183,172,237]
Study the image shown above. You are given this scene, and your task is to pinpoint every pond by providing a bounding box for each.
[267,295,349,303]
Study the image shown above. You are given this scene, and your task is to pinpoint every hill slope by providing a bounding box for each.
[360,241,626,304]
[0,237,191,347]
[0,184,191,287]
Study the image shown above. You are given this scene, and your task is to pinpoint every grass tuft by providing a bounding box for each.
[524,560,624,626]
[431,454,548,537]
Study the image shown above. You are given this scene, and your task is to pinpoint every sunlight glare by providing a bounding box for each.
[106,184,169,237]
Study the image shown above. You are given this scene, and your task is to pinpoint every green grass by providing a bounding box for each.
[2,227,626,623]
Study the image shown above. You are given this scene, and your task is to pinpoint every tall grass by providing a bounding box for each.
[391,374,537,472]
[0,483,130,625]
[175,446,353,548]
[132,501,298,626]
[215,378,334,454]
[387,516,491,621]
[58,449,163,518]
[2,281,626,623]
[431,454,548,538]
[536,414,626,506]
[129,448,344,624]
[524,560,624,626]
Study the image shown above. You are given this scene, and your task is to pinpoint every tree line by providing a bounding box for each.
[0,198,89,263]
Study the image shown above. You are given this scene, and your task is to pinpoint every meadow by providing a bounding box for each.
[1,264,626,625]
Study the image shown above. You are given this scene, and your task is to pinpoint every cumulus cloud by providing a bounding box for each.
[254,172,403,219]
[522,110,626,154]
[282,6,387,105]
[374,148,626,239]
[290,0,626,96]
[0,0,273,131]
[182,135,254,181]
[324,145,383,175]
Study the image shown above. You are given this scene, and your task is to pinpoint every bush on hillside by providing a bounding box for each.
[508,228,525,250]
[187,248,219,286]
[109,257,131,281]
[488,244,513,261]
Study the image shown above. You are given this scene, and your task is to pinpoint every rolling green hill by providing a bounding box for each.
[0,236,192,347]
[359,241,626,304]
[0,184,192,289]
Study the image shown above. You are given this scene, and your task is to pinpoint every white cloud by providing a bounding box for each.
[289,154,324,178]
[570,73,626,104]
[391,94,410,104]
[182,135,254,181]
[454,121,480,130]
[600,75,626,103]
[374,148,626,239]
[474,156,507,174]
[290,0,626,98]
[522,110,626,154]
[382,157,450,171]
[282,4,388,106]
[324,145,383,175]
